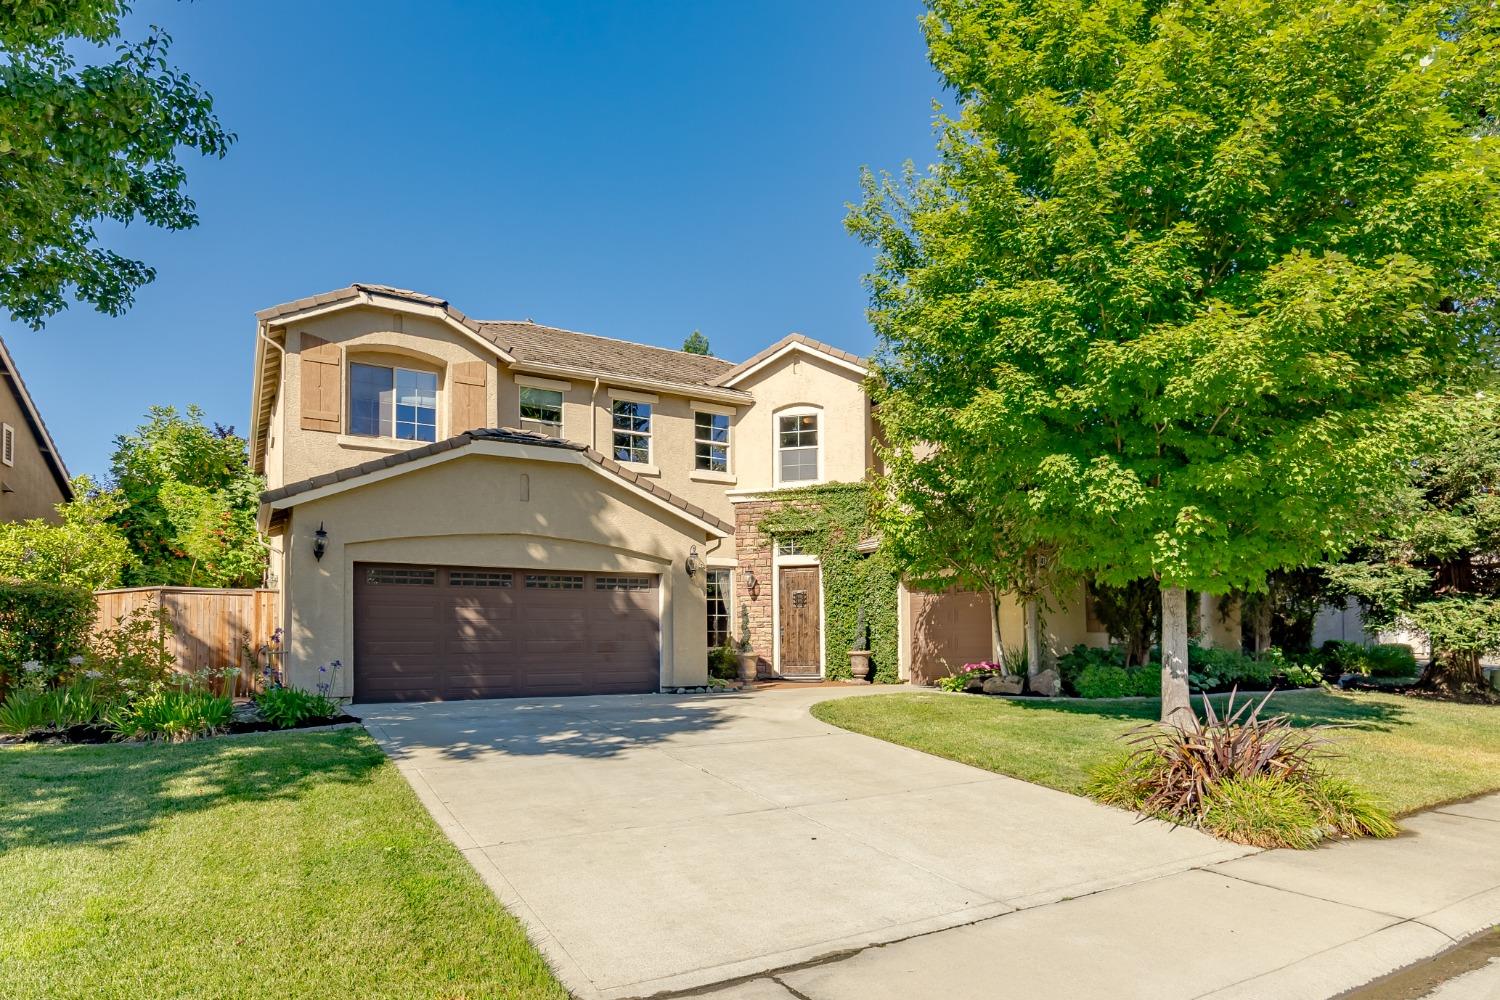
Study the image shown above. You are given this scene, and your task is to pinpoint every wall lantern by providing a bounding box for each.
[742,567,759,598]
[312,522,328,562]
[685,544,702,579]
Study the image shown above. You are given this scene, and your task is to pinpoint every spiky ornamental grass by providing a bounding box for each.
[1087,689,1397,848]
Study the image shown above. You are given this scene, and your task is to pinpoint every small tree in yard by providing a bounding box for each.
[851,1,1500,725]
[1326,395,1500,698]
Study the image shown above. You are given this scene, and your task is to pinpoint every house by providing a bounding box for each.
[0,335,73,522]
[251,283,1224,702]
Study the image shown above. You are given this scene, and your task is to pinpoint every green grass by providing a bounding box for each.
[812,689,1500,816]
[0,729,567,1000]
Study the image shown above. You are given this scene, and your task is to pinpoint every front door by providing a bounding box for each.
[778,565,821,677]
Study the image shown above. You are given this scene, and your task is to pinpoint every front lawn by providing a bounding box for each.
[812,690,1500,816]
[0,729,567,1000]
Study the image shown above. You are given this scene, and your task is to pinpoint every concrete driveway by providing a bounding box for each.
[357,687,1250,999]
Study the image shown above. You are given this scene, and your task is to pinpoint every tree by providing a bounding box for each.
[851,1,1500,725]
[107,406,265,588]
[1,1,233,327]
[1326,394,1500,697]
[681,330,711,355]
[0,476,133,589]
[1089,579,1159,668]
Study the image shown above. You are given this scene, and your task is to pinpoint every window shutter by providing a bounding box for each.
[450,360,489,433]
[299,333,342,432]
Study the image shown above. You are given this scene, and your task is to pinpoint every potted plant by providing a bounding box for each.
[736,605,758,684]
[848,606,873,684]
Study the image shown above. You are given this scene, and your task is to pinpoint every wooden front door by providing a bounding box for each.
[778,565,821,677]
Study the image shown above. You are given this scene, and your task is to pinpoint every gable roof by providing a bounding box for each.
[0,336,72,501]
[712,333,868,387]
[260,427,733,536]
[481,320,737,388]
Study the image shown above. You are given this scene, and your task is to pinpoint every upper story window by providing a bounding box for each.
[519,386,563,437]
[694,412,729,472]
[612,399,651,464]
[349,362,437,441]
[777,410,820,483]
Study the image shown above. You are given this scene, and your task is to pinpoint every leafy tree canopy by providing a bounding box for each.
[681,330,711,355]
[107,405,265,588]
[0,475,133,589]
[855,0,1500,601]
[1,0,233,327]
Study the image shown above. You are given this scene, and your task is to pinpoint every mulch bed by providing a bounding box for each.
[0,713,363,746]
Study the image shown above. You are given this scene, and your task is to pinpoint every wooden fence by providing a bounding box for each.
[92,587,281,697]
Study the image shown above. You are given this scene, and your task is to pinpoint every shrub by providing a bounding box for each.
[1366,643,1419,678]
[1076,664,1132,699]
[1127,667,1160,696]
[108,688,233,742]
[708,642,739,680]
[0,688,51,735]
[1056,644,1126,696]
[255,686,340,729]
[0,582,95,693]
[1086,691,1397,848]
[86,600,176,695]
[936,662,1004,692]
[0,678,117,736]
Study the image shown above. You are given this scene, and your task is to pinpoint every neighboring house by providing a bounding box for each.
[0,335,72,523]
[251,283,1214,702]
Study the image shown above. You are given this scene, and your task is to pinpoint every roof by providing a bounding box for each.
[256,283,494,343]
[713,333,868,387]
[0,335,73,501]
[481,320,737,388]
[260,427,734,535]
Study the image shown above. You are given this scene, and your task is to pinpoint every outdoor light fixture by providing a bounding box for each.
[742,567,758,597]
[312,522,328,562]
[685,544,702,579]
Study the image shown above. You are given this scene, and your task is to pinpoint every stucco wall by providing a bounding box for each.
[276,308,499,488]
[730,351,872,492]
[278,449,714,697]
[0,380,66,523]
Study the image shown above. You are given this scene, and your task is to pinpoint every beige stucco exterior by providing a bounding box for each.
[0,340,70,523]
[273,445,721,696]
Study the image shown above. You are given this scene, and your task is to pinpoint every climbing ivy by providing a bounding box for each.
[756,484,902,683]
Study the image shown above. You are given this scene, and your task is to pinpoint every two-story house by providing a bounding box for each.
[252,283,1174,702]
[0,336,73,523]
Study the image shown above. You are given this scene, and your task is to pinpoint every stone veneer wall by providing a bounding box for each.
[732,499,780,678]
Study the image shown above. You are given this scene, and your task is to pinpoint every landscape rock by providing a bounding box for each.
[983,675,1024,695]
[963,677,986,693]
[1029,669,1060,697]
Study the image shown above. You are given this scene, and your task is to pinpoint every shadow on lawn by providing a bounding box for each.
[1000,688,1415,732]
[0,729,382,852]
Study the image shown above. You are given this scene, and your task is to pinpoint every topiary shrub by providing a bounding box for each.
[0,581,95,695]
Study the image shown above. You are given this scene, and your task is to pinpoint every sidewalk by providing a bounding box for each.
[695,794,1500,1000]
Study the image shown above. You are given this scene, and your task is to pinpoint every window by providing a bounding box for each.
[366,567,436,585]
[449,570,512,588]
[1,423,12,467]
[612,399,652,464]
[349,362,437,441]
[775,537,807,557]
[596,576,651,592]
[777,411,819,482]
[524,574,584,589]
[519,386,563,437]
[694,412,729,472]
[706,569,731,647]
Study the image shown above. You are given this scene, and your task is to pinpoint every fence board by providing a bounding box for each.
[93,588,281,697]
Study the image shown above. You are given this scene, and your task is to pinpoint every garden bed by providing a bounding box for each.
[0,708,363,745]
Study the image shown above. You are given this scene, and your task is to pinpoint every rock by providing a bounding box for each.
[984,674,1024,695]
[1029,669,1060,697]
[963,677,986,693]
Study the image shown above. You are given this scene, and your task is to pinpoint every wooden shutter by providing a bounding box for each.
[299,334,342,432]
[450,361,489,433]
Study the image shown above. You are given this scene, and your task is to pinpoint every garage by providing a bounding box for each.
[353,561,661,702]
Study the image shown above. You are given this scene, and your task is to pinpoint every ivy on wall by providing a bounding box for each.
[755,484,902,683]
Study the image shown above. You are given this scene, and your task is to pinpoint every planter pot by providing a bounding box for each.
[848,650,873,684]
[738,653,760,684]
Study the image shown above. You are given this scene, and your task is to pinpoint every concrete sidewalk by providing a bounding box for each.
[700,795,1500,1000]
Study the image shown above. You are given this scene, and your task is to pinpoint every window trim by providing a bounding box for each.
[519,385,565,437]
[705,567,733,649]
[347,360,440,442]
[1,423,12,467]
[773,405,823,486]
[693,410,731,474]
[610,397,653,467]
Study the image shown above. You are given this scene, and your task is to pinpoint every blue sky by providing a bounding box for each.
[5,0,942,479]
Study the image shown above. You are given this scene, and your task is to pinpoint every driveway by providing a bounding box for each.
[357,687,1250,999]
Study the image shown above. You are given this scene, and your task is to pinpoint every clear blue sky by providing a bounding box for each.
[3,0,942,480]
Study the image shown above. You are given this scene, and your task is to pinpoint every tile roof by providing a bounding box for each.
[260,427,734,535]
[480,320,737,389]
[712,332,868,386]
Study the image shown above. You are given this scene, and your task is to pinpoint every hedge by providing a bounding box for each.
[0,580,96,690]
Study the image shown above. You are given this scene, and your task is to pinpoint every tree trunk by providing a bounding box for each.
[1025,599,1043,678]
[986,588,1004,668]
[1197,591,1216,649]
[1252,599,1272,656]
[1161,586,1195,728]
[1419,647,1489,698]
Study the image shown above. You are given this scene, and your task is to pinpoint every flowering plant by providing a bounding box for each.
[936,661,1006,692]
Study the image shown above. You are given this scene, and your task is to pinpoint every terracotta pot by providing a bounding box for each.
[738,652,759,684]
[848,650,873,684]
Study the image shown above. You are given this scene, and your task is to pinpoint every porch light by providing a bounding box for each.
[685,545,702,579]
[313,522,328,562]
[742,567,758,598]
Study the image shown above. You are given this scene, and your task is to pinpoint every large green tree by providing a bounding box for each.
[852,0,1500,724]
[107,406,265,588]
[0,475,132,589]
[1326,394,1500,697]
[1,0,233,327]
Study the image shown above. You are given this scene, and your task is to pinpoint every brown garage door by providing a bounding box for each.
[353,562,660,702]
[907,586,993,685]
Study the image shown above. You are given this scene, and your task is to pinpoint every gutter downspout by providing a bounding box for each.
[590,377,600,450]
